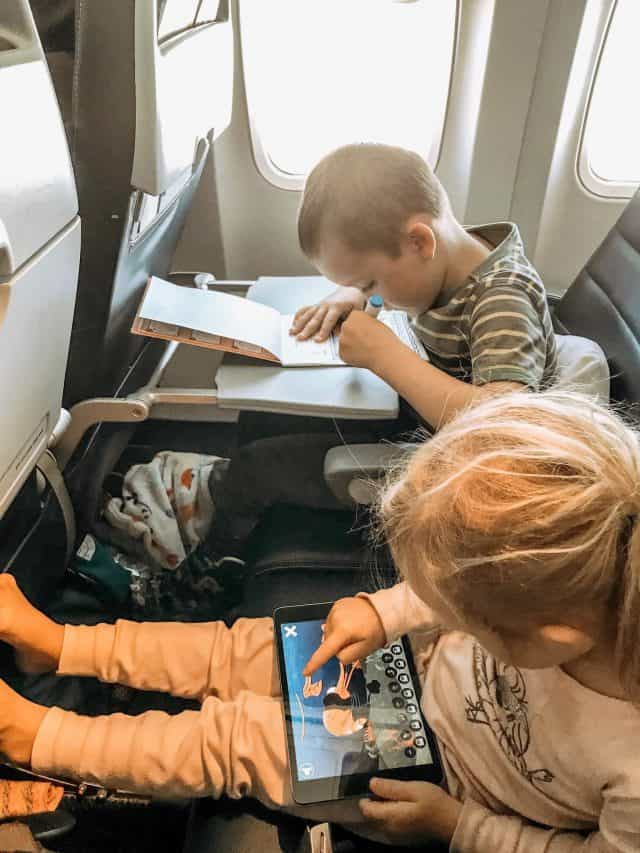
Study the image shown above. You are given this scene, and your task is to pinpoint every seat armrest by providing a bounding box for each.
[324,443,414,506]
[555,334,610,402]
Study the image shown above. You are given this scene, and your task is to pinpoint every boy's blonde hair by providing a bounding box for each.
[298,143,445,260]
[380,391,640,704]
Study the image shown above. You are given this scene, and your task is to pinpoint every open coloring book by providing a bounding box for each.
[132,276,428,366]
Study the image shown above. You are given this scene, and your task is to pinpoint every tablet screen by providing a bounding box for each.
[279,616,435,785]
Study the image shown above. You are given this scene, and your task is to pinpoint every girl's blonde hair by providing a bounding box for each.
[379,390,640,703]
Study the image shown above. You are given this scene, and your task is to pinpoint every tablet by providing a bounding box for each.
[274,602,443,805]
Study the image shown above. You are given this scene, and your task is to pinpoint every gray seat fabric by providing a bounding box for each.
[30,0,75,52]
[554,188,640,403]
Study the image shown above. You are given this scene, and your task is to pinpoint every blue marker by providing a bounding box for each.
[364,294,384,317]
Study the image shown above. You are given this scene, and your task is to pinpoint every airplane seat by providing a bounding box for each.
[230,504,398,621]
[58,0,233,407]
[554,186,640,404]
[0,1,80,605]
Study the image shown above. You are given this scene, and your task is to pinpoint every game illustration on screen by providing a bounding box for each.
[280,619,434,783]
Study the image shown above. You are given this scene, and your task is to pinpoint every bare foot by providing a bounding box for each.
[0,574,64,674]
[0,677,47,766]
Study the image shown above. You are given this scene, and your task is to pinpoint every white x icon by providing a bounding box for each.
[284,625,298,638]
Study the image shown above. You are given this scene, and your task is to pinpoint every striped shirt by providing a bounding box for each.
[412,223,558,389]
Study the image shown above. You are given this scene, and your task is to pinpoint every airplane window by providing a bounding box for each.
[240,0,457,189]
[581,0,640,194]
[157,0,199,41]
[157,0,223,42]
[197,0,223,25]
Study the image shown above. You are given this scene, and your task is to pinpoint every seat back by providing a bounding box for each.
[29,0,74,136]
[555,189,640,403]
[0,1,80,517]
[57,0,233,404]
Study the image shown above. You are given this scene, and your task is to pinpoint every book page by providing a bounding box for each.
[138,277,284,359]
[277,310,429,367]
[379,310,430,360]
[279,315,345,366]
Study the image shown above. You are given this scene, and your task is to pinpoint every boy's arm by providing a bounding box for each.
[340,280,551,428]
[374,341,521,429]
[339,313,522,429]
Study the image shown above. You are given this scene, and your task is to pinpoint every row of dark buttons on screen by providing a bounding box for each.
[380,645,427,758]
[390,685,415,698]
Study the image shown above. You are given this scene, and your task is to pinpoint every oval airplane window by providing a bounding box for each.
[157,0,199,42]
[157,0,224,43]
[240,0,458,190]
[197,0,224,25]
[580,0,640,196]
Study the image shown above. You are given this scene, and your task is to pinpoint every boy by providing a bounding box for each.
[206,143,558,558]
[291,143,557,427]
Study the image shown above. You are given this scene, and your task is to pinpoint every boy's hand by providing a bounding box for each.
[303,597,386,676]
[339,311,400,371]
[360,778,462,846]
[290,287,366,342]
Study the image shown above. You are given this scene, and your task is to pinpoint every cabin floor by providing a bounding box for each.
[55,800,190,853]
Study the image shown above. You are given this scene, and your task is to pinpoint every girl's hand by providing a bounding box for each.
[360,778,462,846]
[303,597,386,676]
[338,312,401,372]
[290,287,366,342]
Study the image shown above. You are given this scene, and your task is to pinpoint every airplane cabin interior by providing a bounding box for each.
[0,1,639,851]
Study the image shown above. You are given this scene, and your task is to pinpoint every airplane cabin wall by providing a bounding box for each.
[512,0,625,295]
[173,0,636,296]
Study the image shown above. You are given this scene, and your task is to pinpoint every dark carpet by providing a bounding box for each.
[53,800,190,853]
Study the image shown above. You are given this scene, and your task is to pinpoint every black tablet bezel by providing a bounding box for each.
[274,601,443,805]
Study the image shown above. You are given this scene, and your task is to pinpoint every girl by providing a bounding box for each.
[0,391,638,850]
